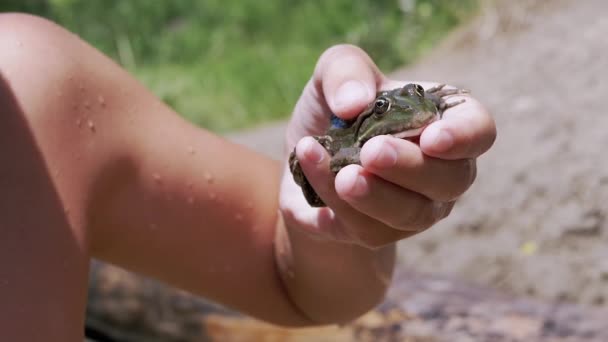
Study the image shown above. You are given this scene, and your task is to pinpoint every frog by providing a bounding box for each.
[289,83,467,207]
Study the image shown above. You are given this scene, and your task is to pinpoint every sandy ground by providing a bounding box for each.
[230,0,608,308]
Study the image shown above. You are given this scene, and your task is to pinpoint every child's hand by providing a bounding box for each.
[280,45,496,248]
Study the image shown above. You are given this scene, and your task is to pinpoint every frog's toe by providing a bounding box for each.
[426,83,446,93]
[442,98,467,110]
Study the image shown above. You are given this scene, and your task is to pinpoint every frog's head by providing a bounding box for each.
[353,83,439,146]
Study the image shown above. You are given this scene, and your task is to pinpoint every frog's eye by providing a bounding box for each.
[374,97,390,115]
[414,84,425,97]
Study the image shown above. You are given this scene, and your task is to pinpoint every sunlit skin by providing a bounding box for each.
[0,13,495,341]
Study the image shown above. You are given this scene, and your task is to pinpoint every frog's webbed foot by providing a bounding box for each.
[425,84,469,116]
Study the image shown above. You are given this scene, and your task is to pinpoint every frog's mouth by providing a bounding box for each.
[391,112,440,139]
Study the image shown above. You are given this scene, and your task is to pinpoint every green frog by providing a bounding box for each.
[289,83,467,207]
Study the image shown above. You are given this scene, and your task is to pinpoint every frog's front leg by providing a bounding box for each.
[313,135,334,151]
[329,147,362,174]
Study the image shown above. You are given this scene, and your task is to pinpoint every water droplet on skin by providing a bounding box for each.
[97,95,106,107]
[152,173,162,183]
[235,213,243,222]
[149,223,158,230]
[187,196,195,205]
[250,224,261,234]
[208,192,216,200]
[87,119,95,132]
[76,118,82,127]
[204,172,214,184]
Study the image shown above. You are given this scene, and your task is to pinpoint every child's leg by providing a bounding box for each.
[0,14,97,341]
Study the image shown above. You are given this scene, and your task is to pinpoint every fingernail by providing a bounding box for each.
[350,173,369,197]
[432,201,452,220]
[428,127,454,152]
[301,138,324,164]
[333,80,370,110]
[432,202,445,218]
[367,138,397,168]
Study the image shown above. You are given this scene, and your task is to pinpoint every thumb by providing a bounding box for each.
[313,44,385,120]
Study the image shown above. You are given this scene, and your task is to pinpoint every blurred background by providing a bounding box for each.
[4,0,608,341]
[2,0,475,131]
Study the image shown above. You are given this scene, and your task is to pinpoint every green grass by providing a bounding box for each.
[3,0,478,132]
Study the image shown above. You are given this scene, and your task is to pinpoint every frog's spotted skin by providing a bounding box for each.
[289,83,468,207]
